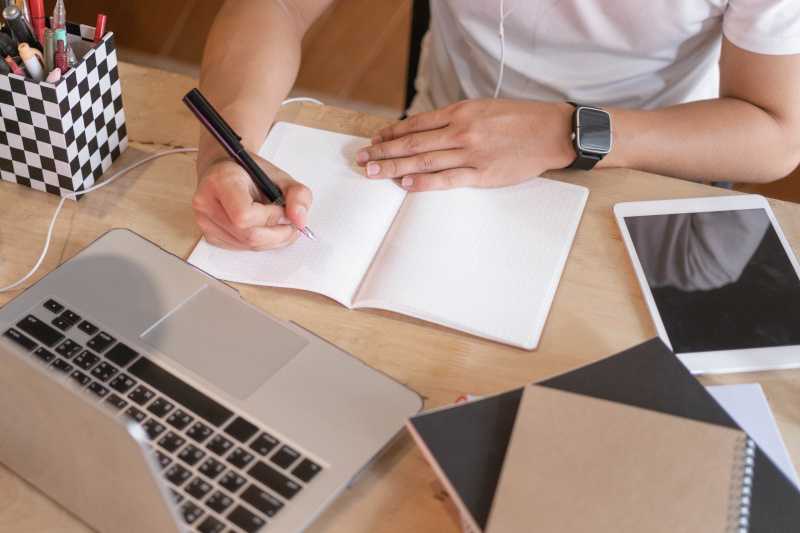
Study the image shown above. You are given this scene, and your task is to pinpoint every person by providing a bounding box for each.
[192,0,800,251]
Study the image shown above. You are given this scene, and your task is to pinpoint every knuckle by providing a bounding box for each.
[385,159,400,176]
[229,209,252,230]
[406,115,421,130]
[403,134,420,152]
[420,155,435,171]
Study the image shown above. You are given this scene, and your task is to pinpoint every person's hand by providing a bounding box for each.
[356,99,576,191]
[192,154,312,250]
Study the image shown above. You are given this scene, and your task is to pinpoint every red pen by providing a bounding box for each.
[4,56,24,76]
[94,13,107,43]
[28,0,46,44]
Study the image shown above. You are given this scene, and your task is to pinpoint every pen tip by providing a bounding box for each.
[300,226,316,240]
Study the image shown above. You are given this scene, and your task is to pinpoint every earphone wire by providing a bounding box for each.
[493,0,515,99]
[0,96,323,294]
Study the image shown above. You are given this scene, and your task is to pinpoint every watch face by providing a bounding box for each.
[577,107,612,154]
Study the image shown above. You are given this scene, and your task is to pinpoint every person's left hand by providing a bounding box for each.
[356,99,577,191]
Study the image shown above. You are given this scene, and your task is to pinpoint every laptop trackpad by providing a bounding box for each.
[140,286,308,400]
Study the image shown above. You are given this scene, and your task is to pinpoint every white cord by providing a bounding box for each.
[0,148,199,293]
[281,96,324,106]
[493,0,515,99]
[0,95,326,294]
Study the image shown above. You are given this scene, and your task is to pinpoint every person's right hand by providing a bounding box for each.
[192,154,312,251]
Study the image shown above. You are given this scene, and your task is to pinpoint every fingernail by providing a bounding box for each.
[401,176,414,189]
[356,150,369,164]
[278,216,291,225]
[295,205,307,217]
[367,162,380,177]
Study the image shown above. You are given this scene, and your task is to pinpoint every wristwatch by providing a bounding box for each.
[567,103,612,170]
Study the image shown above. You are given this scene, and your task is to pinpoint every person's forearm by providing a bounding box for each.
[601,98,800,183]
[196,0,308,176]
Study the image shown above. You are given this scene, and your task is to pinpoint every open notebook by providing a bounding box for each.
[189,123,589,349]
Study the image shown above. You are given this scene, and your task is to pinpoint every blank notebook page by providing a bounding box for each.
[355,178,588,349]
[188,123,407,307]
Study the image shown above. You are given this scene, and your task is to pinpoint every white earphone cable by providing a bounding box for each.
[0,96,324,294]
[493,0,515,99]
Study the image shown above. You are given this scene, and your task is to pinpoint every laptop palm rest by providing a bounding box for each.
[140,286,308,400]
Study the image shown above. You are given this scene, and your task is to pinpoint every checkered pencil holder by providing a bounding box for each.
[0,29,127,199]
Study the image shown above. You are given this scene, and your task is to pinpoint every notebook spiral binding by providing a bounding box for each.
[729,436,756,533]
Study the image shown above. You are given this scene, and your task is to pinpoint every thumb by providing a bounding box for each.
[283,182,312,228]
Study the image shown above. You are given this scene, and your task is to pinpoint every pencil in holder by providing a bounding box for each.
[0,25,127,199]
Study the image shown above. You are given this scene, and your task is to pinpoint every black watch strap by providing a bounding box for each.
[568,152,603,170]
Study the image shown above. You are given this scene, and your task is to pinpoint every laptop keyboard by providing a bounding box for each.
[4,299,324,533]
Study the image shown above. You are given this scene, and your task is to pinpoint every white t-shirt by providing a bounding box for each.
[410,0,800,114]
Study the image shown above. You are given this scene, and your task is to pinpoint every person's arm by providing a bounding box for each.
[356,38,800,191]
[193,0,332,250]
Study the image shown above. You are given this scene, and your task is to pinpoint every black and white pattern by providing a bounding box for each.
[0,32,127,199]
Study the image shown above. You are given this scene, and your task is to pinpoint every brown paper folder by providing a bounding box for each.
[486,385,751,533]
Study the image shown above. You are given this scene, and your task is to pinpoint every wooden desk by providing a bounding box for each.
[1,63,799,533]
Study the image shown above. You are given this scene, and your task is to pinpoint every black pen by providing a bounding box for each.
[183,88,315,240]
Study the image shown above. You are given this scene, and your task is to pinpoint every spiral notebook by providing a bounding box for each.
[188,123,589,349]
[407,338,800,533]
[486,385,754,533]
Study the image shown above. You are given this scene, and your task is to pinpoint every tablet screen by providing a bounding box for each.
[624,208,800,353]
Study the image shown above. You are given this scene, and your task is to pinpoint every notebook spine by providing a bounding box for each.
[728,436,756,533]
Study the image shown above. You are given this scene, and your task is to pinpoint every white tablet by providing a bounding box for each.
[614,194,800,374]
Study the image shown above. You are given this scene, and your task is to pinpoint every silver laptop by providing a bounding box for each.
[0,229,422,533]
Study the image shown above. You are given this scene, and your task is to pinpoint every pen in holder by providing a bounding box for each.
[0,23,127,199]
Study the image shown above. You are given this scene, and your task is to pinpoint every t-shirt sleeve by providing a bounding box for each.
[723,0,800,55]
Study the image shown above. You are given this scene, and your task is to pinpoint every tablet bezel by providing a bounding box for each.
[614,194,800,374]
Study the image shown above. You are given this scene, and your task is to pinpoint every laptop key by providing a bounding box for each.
[166,409,193,431]
[90,361,118,382]
[51,317,72,331]
[142,419,166,440]
[227,448,254,469]
[55,339,82,359]
[157,431,186,453]
[224,417,259,444]
[124,406,147,423]
[198,458,225,480]
[165,464,192,486]
[292,458,322,483]
[249,432,279,456]
[270,445,300,470]
[178,444,206,466]
[249,461,302,500]
[185,477,213,500]
[87,381,109,398]
[147,397,174,418]
[197,515,225,533]
[87,332,115,353]
[43,299,64,313]
[60,310,81,325]
[105,393,128,411]
[109,373,135,393]
[77,320,98,336]
[51,358,73,374]
[3,328,37,352]
[169,489,184,504]
[218,471,247,494]
[206,491,233,514]
[180,500,204,525]
[186,422,212,443]
[155,450,172,469]
[227,505,265,533]
[69,369,91,387]
[128,385,155,406]
[105,342,138,367]
[33,347,56,363]
[206,434,233,456]
[74,350,100,370]
[17,315,64,347]
[242,484,284,518]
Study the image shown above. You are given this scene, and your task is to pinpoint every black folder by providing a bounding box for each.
[408,338,800,532]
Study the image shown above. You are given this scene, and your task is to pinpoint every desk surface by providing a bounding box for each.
[1,63,799,533]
